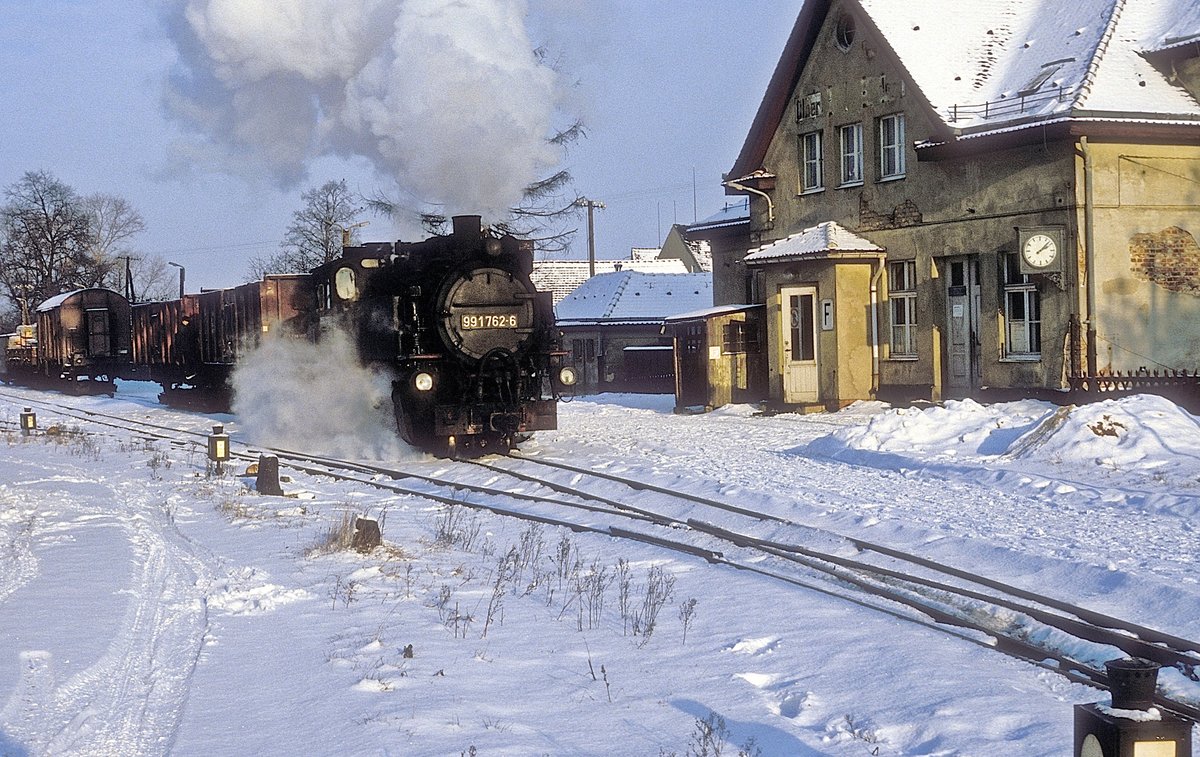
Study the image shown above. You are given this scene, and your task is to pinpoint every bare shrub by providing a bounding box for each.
[684,712,759,757]
[632,565,676,646]
[679,598,698,645]
[434,505,482,551]
[616,558,633,635]
[575,558,611,631]
[482,547,520,638]
[309,511,357,555]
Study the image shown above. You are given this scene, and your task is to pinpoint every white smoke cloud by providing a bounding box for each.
[231,328,422,461]
[163,0,567,218]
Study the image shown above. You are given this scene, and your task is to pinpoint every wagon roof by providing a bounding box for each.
[35,288,127,313]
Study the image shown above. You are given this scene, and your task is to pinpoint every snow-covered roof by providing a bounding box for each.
[35,290,87,312]
[743,222,884,264]
[859,0,1200,135]
[689,200,751,232]
[532,259,690,306]
[730,0,1200,175]
[664,303,764,323]
[555,271,713,326]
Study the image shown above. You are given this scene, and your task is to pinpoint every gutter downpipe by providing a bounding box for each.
[870,255,886,394]
[722,179,775,227]
[1080,136,1098,377]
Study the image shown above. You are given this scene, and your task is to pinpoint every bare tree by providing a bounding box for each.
[0,171,97,321]
[249,179,363,279]
[83,193,146,291]
[128,256,178,301]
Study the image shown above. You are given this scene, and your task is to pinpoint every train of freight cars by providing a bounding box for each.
[1,216,578,457]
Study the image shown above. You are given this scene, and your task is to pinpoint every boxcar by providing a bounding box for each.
[33,288,132,389]
[130,274,311,403]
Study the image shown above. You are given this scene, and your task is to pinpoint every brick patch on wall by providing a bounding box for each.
[859,197,923,231]
[1130,226,1200,296]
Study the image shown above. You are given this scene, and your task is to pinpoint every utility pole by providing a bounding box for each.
[168,261,185,298]
[123,256,137,303]
[575,198,605,277]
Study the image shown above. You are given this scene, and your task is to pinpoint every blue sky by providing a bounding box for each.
[0,1,792,290]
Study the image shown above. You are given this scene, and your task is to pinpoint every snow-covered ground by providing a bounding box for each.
[0,385,1197,756]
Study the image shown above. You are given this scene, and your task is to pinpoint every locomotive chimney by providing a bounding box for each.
[452,215,483,242]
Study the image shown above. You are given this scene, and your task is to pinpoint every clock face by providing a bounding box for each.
[1022,233,1058,268]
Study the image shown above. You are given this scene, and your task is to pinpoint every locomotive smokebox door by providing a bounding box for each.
[438,267,536,361]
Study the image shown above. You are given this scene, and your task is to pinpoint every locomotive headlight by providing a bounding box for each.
[558,366,578,387]
[414,372,434,392]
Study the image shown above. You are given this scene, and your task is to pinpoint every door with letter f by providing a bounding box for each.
[780,286,819,404]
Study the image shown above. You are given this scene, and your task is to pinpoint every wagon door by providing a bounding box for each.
[85,308,111,357]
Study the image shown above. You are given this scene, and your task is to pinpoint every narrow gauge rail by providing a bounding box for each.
[4,390,1199,722]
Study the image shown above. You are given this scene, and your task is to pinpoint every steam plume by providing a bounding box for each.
[231,328,421,461]
[163,0,566,219]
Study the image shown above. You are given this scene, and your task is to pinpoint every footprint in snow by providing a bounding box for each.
[724,636,780,655]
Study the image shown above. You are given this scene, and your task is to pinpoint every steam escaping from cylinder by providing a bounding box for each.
[162,0,567,219]
[231,328,423,461]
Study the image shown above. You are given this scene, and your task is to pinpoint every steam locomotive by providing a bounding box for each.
[2,216,577,456]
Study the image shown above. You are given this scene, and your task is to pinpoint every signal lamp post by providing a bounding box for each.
[19,407,36,435]
[208,424,230,474]
[1075,658,1193,756]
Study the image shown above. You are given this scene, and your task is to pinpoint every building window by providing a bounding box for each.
[1002,254,1041,358]
[835,12,856,51]
[800,130,824,193]
[878,113,906,179]
[839,123,863,186]
[722,321,760,354]
[889,260,917,357]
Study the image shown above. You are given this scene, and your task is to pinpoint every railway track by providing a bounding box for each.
[4,388,1199,722]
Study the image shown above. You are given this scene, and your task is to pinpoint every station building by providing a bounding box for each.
[717,0,1200,410]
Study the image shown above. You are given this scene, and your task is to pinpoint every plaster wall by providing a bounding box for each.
[1077,141,1200,372]
[747,2,1083,396]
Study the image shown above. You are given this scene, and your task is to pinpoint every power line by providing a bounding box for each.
[151,240,278,256]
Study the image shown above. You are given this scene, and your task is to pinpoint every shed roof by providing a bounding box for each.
[555,271,713,326]
[532,258,690,306]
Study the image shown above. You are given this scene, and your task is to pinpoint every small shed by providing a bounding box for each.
[665,304,767,411]
[556,270,712,394]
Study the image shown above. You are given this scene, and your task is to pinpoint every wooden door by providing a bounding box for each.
[780,287,819,404]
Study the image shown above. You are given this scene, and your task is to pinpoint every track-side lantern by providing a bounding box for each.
[19,407,36,434]
[208,424,230,466]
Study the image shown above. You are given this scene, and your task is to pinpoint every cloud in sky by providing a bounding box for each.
[162,0,567,220]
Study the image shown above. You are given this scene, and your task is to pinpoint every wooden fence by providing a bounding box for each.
[1066,370,1200,412]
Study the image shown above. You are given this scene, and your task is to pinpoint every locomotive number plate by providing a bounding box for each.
[460,313,520,330]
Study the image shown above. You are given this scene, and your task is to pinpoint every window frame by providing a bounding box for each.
[888,260,917,358]
[1001,254,1042,360]
[799,130,824,194]
[878,113,906,180]
[839,123,864,187]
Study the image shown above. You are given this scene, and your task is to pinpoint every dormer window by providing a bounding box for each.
[1019,58,1073,96]
[835,12,856,51]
